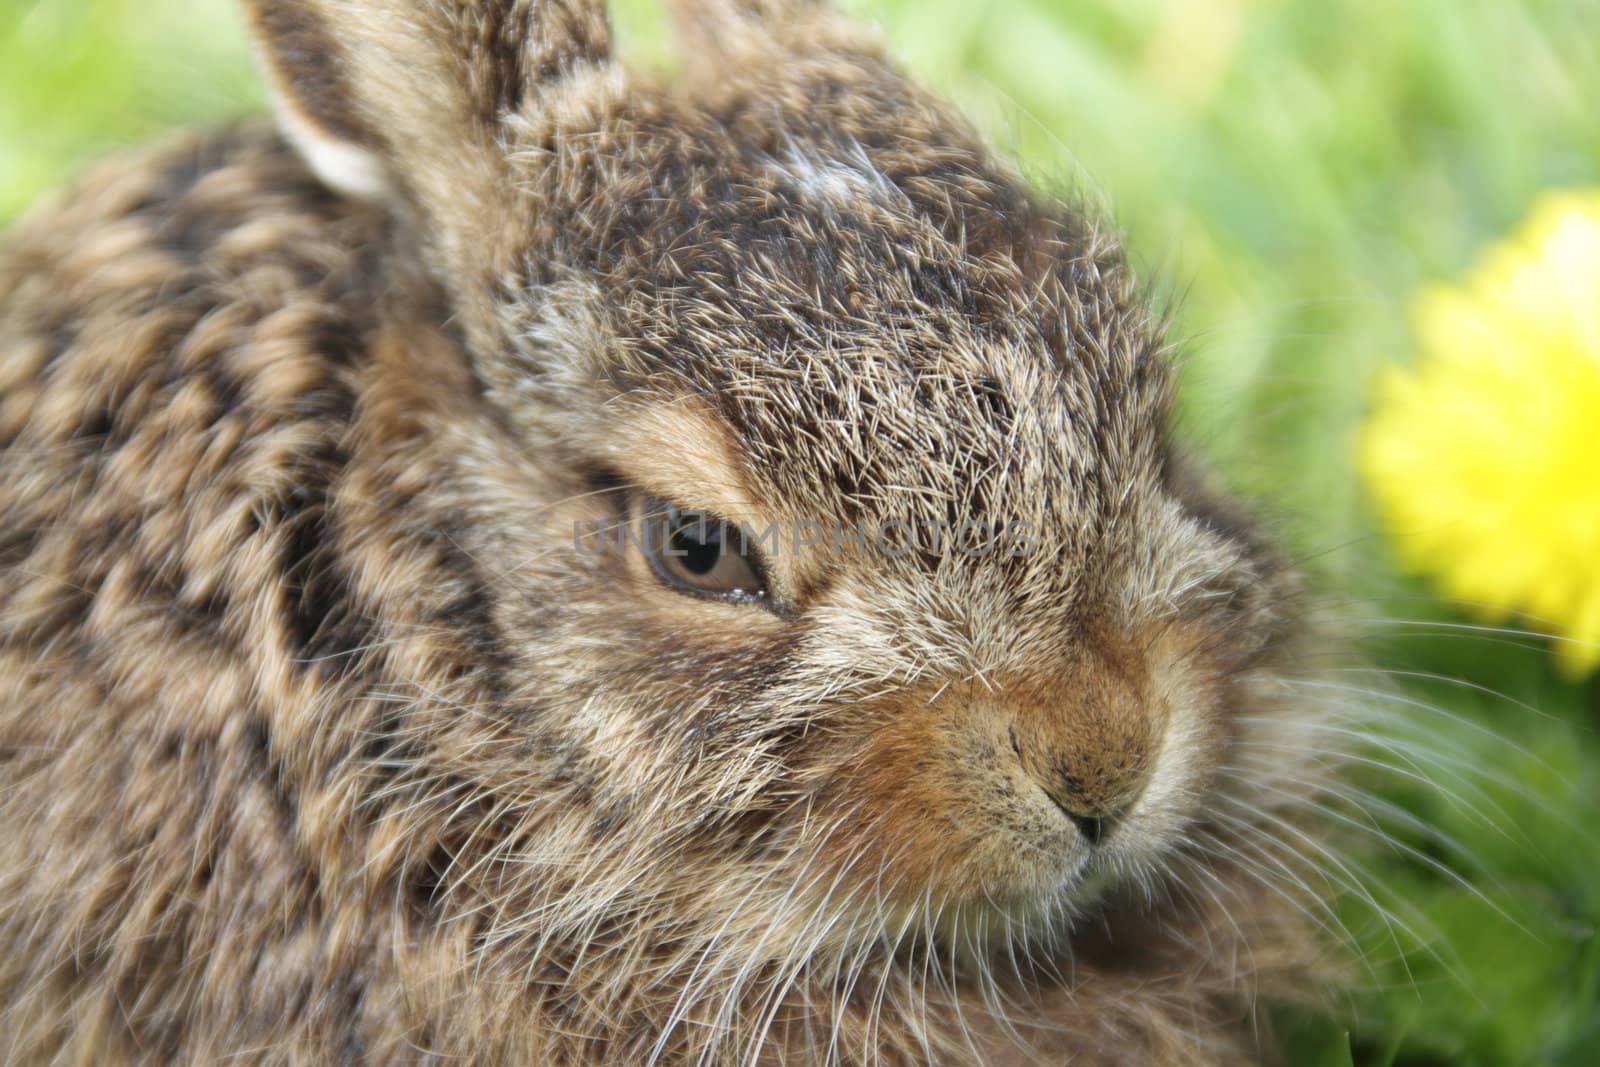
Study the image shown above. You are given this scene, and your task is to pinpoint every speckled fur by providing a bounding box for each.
[0,2,1338,1063]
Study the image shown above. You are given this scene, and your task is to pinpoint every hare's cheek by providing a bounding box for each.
[817,700,1078,908]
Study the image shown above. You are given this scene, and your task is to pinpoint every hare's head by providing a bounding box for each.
[247,0,1304,967]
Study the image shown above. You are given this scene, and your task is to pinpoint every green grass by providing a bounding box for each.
[4,0,1598,1062]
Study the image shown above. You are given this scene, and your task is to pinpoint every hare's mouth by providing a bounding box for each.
[806,753,1197,962]
[910,845,1141,962]
[819,675,1206,923]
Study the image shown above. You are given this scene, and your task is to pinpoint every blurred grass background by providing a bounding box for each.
[3,0,1597,1062]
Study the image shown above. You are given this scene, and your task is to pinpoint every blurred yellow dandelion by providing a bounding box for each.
[1361,190,1600,677]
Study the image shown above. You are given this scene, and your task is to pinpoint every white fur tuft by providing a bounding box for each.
[271,97,391,201]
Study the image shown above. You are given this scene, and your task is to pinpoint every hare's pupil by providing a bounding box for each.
[671,519,723,576]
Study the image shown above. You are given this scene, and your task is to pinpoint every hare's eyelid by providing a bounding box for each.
[594,401,768,527]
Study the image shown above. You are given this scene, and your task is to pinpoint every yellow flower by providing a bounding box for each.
[1361,190,1600,677]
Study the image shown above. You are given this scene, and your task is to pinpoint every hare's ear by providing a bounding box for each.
[667,0,824,20]
[242,1,610,205]
[665,0,861,59]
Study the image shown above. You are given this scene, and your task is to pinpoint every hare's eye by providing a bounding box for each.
[640,497,768,603]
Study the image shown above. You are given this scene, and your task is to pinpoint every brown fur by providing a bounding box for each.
[0,2,1340,1063]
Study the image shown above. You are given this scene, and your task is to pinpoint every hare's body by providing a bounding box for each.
[1,3,1334,1064]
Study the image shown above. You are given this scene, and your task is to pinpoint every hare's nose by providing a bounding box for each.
[997,639,1165,846]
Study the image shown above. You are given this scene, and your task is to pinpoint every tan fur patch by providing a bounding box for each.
[601,397,769,529]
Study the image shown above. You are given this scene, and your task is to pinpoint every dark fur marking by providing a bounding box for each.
[133,562,237,653]
[406,842,454,923]
[426,523,513,704]
[401,785,497,931]
[275,432,379,676]
[142,150,229,264]
[201,359,247,422]
[242,719,281,787]
[0,520,42,574]
[193,849,217,891]
[333,975,370,1066]
[310,310,370,371]
[588,798,630,844]
[353,706,419,828]
[132,143,212,219]
[71,406,118,447]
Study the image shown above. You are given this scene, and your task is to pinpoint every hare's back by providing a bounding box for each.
[0,123,388,714]
[0,125,461,1060]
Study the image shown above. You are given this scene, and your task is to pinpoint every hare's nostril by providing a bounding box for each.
[1048,797,1128,846]
[1070,813,1108,846]
[1032,762,1145,845]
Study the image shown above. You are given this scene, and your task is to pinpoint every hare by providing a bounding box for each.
[0,1,1337,1063]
